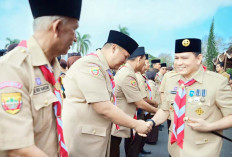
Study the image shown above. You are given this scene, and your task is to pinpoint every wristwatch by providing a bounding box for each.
[146,119,156,126]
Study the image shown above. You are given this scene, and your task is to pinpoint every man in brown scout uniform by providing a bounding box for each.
[0,0,82,156]
[160,62,167,77]
[151,58,161,71]
[216,62,230,81]
[151,38,232,157]
[127,53,158,156]
[110,47,158,157]
[62,30,153,157]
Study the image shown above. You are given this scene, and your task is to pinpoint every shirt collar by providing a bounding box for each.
[178,66,205,84]
[219,70,225,74]
[27,36,61,79]
[96,50,110,71]
[125,62,135,73]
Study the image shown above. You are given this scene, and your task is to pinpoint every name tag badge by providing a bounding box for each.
[170,91,177,94]
[33,84,50,95]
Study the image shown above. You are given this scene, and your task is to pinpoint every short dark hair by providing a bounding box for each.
[217,62,224,68]
[146,70,157,81]
[60,59,67,69]
[166,66,173,71]
[127,55,145,61]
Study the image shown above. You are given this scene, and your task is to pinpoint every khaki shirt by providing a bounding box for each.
[148,80,160,105]
[111,63,143,138]
[136,72,148,99]
[161,67,232,157]
[219,70,230,81]
[62,50,113,157]
[159,71,177,94]
[156,71,163,84]
[0,37,59,157]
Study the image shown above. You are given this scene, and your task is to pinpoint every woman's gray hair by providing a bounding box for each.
[33,16,68,32]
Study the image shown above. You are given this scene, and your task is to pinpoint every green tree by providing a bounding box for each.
[72,31,91,56]
[226,68,232,76]
[158,53,174,67]
[226,37,232,50]
[5,37,20,48]
[205,18,219,71]
[118,25,130,36]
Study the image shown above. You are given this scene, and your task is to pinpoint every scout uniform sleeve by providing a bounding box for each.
[159,74,167,93]
[160,79,169,111]
[75,62,110,103]
[136,74,147,98]
[0,62,34,150]
[121,75,143,103]
[215,78,232,117]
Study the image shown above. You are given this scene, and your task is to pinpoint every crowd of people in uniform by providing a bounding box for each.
[1,0,232,157]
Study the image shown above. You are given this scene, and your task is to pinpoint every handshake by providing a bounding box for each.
[133,119,155,137]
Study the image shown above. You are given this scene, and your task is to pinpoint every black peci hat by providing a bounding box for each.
[175,38,201,53]
[106,30,138,55]
[29,0,82,20]
[128,47,145,59]
[161,63,167,67]
[145,54,149,60]
[151,59,160,64]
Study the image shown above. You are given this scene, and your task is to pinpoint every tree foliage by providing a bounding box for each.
[72,31,91,56]
[205,18,219,71]
[118,25,130,36]
[5,37,20,48]
[158,53,174,67]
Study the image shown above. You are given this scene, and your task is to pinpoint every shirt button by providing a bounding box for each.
[44,100,48,105]
[21,49,26,53]
[204,139,208,143]
[92,130,96,134]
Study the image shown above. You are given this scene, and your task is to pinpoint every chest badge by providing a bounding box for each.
[35,78,42,85]
[195,107,204,115]
[200,89,207,103]
[189,90,195,97]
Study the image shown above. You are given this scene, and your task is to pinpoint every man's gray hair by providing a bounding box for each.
[33,16,68,32]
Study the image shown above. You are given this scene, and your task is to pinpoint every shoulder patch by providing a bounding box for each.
[130,79,137,87]
[0,81,23,89]
[1,93,22,114]
[89,64,100,76]
[128,76,137,87]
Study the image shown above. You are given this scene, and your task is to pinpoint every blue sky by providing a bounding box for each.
[0,0,232,57]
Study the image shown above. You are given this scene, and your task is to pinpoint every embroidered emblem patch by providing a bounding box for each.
[0,81,23,89]
[182,39,190,47]
[1,93,22,114]
[195,107,204,115]
[130,79,137,87]
[35,78,41,85]
[90,67,100,76]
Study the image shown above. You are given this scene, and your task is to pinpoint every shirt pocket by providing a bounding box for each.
[81,125,107,137]
[32,91,58,132]
[194,130,222,145]
[187,100,214,120]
